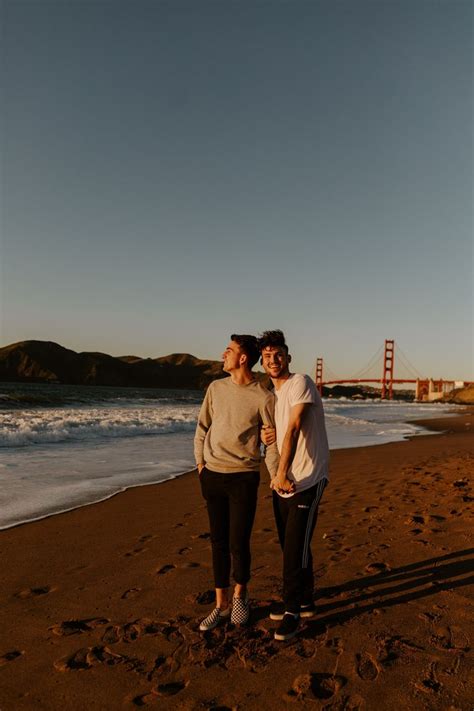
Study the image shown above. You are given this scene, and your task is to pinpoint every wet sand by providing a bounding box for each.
[1,411,473,710]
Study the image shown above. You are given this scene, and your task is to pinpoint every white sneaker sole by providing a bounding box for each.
[274,628,299,641]
[270,608,315,621]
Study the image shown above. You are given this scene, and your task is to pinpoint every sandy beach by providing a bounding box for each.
[1,411,473,711]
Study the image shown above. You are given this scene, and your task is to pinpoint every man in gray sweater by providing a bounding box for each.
[194,334,279,631]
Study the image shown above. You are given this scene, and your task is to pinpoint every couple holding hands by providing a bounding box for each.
[194,330,329,641]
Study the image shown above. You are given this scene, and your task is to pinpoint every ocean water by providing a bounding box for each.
[0,382,460,530]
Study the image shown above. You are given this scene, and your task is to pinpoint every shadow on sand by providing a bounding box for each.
[255,548,474,635]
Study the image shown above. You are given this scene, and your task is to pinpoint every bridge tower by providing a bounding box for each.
[381,339,395,400]
[315,358,323,395]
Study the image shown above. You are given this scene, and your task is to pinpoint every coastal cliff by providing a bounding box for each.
[0,341,226,390]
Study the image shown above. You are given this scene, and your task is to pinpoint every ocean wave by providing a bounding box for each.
[325,412,373,427]
[0,384,203,410]
[0,405,200,447]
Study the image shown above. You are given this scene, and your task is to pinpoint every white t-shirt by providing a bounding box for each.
[274,373,329,497]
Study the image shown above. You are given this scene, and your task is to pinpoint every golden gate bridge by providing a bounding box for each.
[315,339,473,401]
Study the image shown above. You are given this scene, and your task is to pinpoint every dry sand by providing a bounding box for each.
[1,411,473,710]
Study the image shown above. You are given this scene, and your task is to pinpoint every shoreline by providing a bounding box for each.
[1,410,472,710]
[1,406,467,533]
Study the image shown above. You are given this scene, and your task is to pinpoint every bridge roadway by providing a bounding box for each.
[322,379,417,385]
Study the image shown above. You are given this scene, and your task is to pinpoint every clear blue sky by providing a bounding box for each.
[2,0,473,380]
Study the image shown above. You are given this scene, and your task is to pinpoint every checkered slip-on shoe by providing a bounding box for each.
[231,594,250,625]
[199,606,231,632]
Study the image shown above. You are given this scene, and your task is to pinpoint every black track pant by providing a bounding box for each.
[200,468,260,589]
[273,478,327,614]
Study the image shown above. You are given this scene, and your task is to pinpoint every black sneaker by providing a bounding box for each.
[300,602,316,618]
[269,602,285,621]
[270,602,315,621]
[274,612,300,641]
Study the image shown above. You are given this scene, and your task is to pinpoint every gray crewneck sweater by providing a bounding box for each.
[194,377,279,476]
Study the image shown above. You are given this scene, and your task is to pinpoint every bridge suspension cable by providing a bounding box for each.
[323,363,339,381]
[349,343,385,380]
[394,342,425,379]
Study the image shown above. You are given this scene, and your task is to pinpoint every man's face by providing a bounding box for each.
[261,345,290,379]
[222,340,244,372]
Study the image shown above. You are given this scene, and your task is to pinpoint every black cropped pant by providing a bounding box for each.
[273,478,327,614]
[200,467,260,589]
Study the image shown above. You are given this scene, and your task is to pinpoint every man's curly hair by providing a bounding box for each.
[258,329,289,354]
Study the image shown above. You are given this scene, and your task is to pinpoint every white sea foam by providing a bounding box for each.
[0,404,201,447]
[0,396,461,529]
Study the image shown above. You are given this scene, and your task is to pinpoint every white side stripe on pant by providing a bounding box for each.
[302,479,326,568]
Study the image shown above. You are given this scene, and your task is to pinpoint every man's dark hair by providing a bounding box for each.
[258,329,289,354]
[231,334,260,369]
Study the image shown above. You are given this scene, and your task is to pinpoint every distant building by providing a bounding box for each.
[415,379,466,402]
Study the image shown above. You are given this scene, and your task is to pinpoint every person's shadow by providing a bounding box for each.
[255,548,474,635]
[304,547,474,635]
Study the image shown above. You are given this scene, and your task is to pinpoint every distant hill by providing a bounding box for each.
[442,384,474,404]
[0,341,227,390]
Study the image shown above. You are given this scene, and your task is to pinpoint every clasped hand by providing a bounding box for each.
[261,426,276,446]
[271,474,295,494]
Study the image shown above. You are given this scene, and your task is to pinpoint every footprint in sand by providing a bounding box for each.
[125,547,148,557]
[54,645,124,671]
[323,532,345,540]
[178,547,191,555]
[102,622,142,644]
[415,663,442,694]
[121,588,141,599]
[156,564,176,575]
[368,525,383,534]
[356,652,380,680]
[418,611,438,623]
[325,637,344,653]
[430,626,470,651]
[132,692,157,706]
[330,552,349,562]
[365,562,391,574]
[194,590,216,605]
[0,650,24,667]
[132,684,188,706]
[181,562,200,569]
[418,677,442,693]
[154,680,189,696]
[16,586,55,599]
[50,618,110,636]
[286,672,346,701]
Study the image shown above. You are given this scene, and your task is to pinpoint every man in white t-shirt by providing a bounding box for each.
[259,329,329,641]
